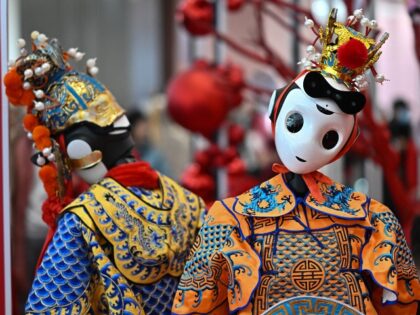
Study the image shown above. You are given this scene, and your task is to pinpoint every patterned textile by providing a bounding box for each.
[262,296,364,315]
[172,173,420,315]
[26,174,205,314]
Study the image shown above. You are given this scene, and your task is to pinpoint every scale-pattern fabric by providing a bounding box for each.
[26,174,205,314]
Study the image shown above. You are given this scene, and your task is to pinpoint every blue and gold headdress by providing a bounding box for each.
[4,32,126,200]
[10,31,125,135]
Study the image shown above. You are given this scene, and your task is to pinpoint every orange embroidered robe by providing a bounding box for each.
[172,173,420,315]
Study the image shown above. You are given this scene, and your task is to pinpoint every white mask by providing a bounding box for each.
[268,73,356,174]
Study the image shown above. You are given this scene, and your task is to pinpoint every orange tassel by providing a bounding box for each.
[3,68,22,90]
[32,126,50,140]
[32,125,52,150]
[35,138,52,150]
[4,68,37,106]
[3,68,26,106]
[20,90,35,106]
[62,52,70,61]
[39,165,58,197]
[7,95,21,105]
[23,114,39,132]
[5,87,23,99]
[3,68,30,106]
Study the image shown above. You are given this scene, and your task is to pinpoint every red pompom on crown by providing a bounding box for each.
[337,38,368,70]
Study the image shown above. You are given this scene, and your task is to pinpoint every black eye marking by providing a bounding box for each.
[286,112,304,133]
[316,104,334,115]
[296,156,306,162]
[322,130,339,150]
[303,71,366,114]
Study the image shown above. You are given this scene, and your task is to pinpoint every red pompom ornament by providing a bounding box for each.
[178,0,214,36]
[337,39,368,70]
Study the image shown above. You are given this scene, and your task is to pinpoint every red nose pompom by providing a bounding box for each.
[337,39,368,70]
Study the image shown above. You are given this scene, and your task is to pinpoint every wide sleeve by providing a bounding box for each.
[25,212,95,314]
[361,200,420,312]
[172,201,261,315]
[25,211,145,315]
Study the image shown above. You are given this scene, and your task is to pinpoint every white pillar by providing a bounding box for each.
[1,0,12,312]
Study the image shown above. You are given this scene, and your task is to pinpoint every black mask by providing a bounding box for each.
[63,122,134,169]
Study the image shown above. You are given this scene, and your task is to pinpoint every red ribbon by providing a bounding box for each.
[272,163,333,203]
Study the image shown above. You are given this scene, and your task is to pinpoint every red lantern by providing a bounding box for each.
[167,62,243,138]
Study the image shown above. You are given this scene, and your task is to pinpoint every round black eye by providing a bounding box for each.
[286,112,304,133]
[322,130,339,150]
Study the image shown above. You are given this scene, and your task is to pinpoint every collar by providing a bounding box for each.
[105,160,159,189]
[227,173,369,220]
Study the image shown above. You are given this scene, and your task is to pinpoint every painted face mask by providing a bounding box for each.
[268,71,364,174]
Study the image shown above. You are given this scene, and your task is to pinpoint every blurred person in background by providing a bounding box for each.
[127,109,173,177]
[384,99,417,213]
[409,0,420,63]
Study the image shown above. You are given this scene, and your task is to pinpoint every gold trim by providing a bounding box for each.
[317,9,387,88]
[70,150,103,170]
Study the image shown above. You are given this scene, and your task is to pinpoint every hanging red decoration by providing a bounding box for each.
[181,164,215,205]
[177,0,214,36]
[216,63,244,108]
[167,61,243,138]
[227,0,245,11]
[228,124,245,146]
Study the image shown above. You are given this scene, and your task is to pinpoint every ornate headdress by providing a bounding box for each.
[3,31,125,226]
[299,8,389,91]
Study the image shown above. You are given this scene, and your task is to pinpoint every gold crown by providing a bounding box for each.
[300,8,389,90]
